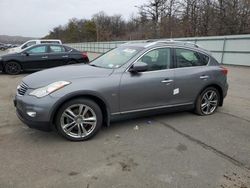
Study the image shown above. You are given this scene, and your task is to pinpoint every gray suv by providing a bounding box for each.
[14,40,228,141]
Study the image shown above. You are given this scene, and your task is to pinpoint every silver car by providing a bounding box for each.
[14,41,228,141]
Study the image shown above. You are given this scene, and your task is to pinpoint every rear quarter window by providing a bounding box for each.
[64,46,73,52]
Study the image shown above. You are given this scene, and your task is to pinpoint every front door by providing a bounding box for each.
[22,45,50,70]
[120,47,175,112]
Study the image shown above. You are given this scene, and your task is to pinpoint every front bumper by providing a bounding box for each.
[14,94,58,132]
[15,108,51,131]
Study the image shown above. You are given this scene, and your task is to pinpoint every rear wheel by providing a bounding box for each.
[195,87,220,116]
[5,61,21,75]
[55,98,103,141]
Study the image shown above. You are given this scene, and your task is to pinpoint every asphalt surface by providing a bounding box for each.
[0,63,249,187]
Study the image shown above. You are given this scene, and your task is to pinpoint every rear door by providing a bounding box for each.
[47,45,69,67]
[120,47,175,112]
[172,48,210,104]
[21,45,50,70]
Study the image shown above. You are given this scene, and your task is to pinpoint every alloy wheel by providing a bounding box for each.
[5,62,21,74]
[60,104,97,139]
[200,90,218,115]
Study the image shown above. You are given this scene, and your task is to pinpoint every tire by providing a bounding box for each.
[195,87,220,116]
[4,61,22,75]
[55,98,103,141]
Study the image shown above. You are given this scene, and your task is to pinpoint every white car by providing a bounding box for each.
[8,39,62,53]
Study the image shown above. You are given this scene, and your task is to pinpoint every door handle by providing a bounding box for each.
[200,75,209,80]
[62,55,68,58]
[41,56,48,59]
[161,79,173,84]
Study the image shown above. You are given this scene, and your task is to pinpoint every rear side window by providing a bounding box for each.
[175,48,209,68]
[50,45,65,53]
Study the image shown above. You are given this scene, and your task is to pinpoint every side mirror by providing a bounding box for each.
[129,62,148,73]
[23,52,29,56]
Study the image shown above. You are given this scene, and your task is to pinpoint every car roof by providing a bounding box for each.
[122,40,211,55]
[27,43,63,47]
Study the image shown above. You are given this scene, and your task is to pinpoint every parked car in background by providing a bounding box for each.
[0,43,19,51]
[0,43,8,51]
[14,40,228,141]
[8,39,62,53]
[0,43,89,74]
[6,44,19,48]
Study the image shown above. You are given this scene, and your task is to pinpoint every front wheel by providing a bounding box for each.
[5,61,21,75]
[195,87,220,116]
[55,98,103,141]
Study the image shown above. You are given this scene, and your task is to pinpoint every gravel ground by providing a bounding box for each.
[0,62,249,187]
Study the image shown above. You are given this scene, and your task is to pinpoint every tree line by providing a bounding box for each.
[44,0,250,42]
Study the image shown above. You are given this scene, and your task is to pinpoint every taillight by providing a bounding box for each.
[82,52,88,59]
[220,66,228,75]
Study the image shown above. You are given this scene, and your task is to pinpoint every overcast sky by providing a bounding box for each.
[0,0,146,38]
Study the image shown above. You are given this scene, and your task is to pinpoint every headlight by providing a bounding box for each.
[29,81,71,98]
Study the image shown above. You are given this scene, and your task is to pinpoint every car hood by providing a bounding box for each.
[1,52,19,58]
[8,47,21,53]
[22,64,114,88]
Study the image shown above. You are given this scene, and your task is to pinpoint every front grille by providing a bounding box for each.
[17,83,28,96]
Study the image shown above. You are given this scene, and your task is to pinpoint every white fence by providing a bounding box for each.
[67,34,250,66]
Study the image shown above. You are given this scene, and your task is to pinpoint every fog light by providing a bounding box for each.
[27,111,36,117]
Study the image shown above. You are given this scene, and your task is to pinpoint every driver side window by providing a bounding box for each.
[27,46,47,54]
[137,48,170,72]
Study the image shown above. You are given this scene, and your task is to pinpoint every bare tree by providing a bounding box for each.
[138,0,166,38]
[45,0,250,42]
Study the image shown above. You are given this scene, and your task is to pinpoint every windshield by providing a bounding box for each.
[90,46,142,69]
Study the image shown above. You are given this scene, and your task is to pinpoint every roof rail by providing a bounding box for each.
[145,40,201,48]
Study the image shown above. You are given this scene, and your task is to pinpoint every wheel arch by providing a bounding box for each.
[4,60,23,69]
[50,92,110,129]
[197,83,224,106]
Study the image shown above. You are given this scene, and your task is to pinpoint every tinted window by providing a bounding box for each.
[137,48,171,72]
[22,41,36,49]
[176,48,209,68]
[50,45,65,53]
[27,46,47,54]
